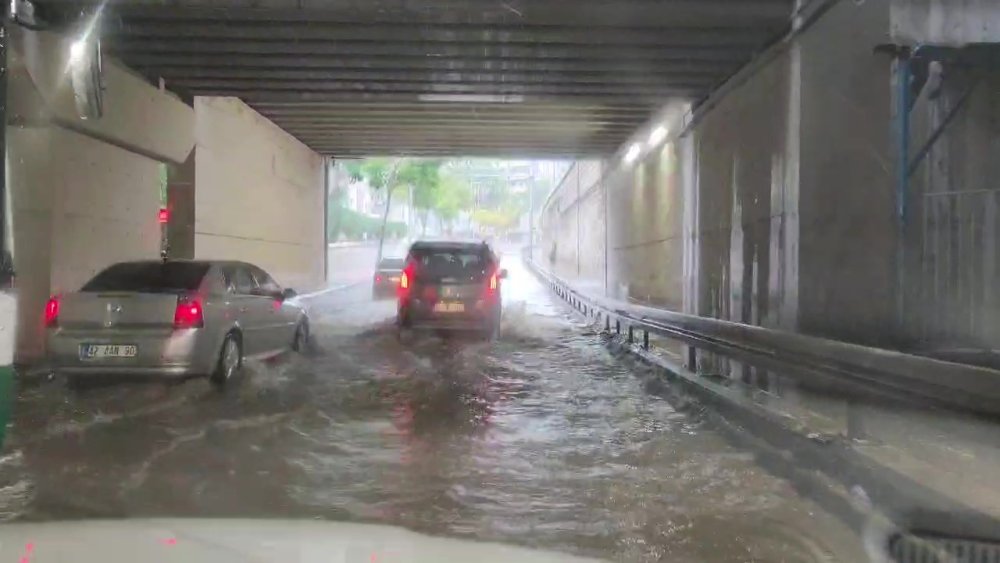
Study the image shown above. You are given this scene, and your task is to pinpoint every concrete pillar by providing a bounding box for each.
[192,97,325,292]
[796,0,895,344]
[167,151,196,259]
[7,26,194,364]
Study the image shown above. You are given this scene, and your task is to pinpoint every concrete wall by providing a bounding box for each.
[193,97,325,292]
[892,0,1000,46]
[796,0,894,343]
[683,53,794,328]
[538,0,898,349]
[606,134,687,310]
[904,62,1000,349]
[537,160,607,293]
[167,153,197,260]
[8,27,195,363]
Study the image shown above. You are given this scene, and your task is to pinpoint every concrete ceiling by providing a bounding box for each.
[40,0,795,158]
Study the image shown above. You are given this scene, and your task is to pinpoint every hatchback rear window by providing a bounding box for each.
[378,258,405,270]
[81,262,210,293]
[411,248,492,278]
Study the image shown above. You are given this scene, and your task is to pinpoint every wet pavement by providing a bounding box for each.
[0,258,863,562]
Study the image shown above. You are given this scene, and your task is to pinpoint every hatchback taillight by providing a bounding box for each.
[44,296,60,328]
[174,297,204,329]
[485,264,500,295]
[399,262,416,295]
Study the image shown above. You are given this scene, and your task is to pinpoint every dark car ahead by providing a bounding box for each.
[372,257,405,300]
[396,241,507,340]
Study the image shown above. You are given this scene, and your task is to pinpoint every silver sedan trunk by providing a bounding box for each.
[45,260,308,382]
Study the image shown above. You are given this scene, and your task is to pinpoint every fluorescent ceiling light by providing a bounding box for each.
[623,143,641,164]
[418,94,524,103]
[69,40,86,64]
[647,125,668,147]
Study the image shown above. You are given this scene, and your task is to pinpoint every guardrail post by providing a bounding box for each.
[615,320,621,334]
[643,330,649,350]
[686,346,697,372]
[628,325,634,344]
[605,315,610,332]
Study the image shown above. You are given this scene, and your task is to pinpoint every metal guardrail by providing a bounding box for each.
[525,256,1000,418]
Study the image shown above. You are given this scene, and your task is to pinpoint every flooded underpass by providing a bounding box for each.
[0,258,864,562]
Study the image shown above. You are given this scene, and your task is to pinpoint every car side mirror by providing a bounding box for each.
[499,269,509,279]
[281,288,297,300]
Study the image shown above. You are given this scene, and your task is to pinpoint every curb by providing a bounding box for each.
[526,256,1000,541]
[298,281,366,300]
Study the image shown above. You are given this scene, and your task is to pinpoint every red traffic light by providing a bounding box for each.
[158,208,170,224]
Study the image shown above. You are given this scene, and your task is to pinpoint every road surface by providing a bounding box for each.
[0,256,863,562]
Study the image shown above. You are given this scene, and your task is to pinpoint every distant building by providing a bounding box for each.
[345,178,375,215]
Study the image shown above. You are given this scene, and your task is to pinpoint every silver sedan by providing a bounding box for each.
[44,260,309,385]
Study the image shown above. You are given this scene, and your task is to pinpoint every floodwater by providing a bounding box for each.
[0,257,862,562]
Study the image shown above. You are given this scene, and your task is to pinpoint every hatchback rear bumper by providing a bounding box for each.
[372,283,397,299]
[398,300,499,332]
[408,318,492,331]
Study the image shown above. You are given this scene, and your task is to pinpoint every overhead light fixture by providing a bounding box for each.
[647,125,668,148]
[11,0,46,30]
[623,143,641,165]
[69,40,87,64]
[418,94,524,103]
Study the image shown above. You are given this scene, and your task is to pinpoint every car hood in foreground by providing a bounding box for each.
[0,518,603,562]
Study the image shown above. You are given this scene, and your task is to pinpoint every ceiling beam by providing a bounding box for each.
[268,119,643,128]
[248,101,655,113]
[105,38,749,62]
[102,21,773,48]
[45,1,793,28]
[143,68,720,87]
[258,116,649,125]
[120,53,741,74]
[171,78,699,96]
[167,78,704,95]
[183,88,688,105]
[309,143,619,151]
[290,131,629,140]
[275,120,639,129]
[324,150,608,157]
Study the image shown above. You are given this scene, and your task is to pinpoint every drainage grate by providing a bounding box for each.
[889,532,1000,563]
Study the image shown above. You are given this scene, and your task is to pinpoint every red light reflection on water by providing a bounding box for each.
[19,542,34,563]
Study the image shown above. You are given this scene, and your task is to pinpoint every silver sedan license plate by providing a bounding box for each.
[79,344,138,360]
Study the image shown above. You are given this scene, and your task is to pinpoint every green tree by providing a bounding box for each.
[327,184,347,241]
[344,157,403,264]
[472,207,519,233]
[399,159,443,237]
[434,169,474,234]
